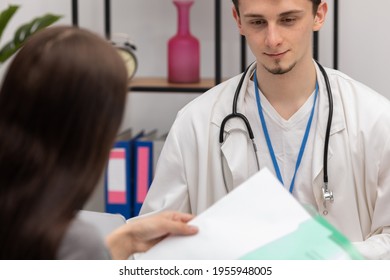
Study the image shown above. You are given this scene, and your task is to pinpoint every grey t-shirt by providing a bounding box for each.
[56,217,111,260]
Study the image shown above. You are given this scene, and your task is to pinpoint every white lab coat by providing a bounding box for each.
[140,62,390,259]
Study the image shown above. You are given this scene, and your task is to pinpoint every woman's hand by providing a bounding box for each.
[106,211,198,259]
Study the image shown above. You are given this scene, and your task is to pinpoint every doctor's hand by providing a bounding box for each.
[105,211,198,259]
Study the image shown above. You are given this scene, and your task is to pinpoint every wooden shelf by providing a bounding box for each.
[128,77,217,93]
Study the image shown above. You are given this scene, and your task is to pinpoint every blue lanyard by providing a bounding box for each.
[254,70,318,193]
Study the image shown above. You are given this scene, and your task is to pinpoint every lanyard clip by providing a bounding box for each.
[322,182,334,209]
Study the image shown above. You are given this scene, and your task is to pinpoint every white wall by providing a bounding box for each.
[339,1,389,95]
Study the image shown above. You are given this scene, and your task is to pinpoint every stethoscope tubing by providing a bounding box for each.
[219,61,333,197]
[219,62,255,144]
[315,61,333,186]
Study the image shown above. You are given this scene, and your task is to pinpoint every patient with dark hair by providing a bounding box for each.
[0,26,197,260]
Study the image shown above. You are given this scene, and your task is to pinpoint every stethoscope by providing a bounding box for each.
[219,61,334,209]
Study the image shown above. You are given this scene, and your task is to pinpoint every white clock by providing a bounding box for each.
[112,34,138,81]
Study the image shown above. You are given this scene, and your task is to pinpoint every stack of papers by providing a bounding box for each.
[139,168,363,260]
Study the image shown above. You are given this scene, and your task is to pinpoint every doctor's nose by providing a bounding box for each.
[264,25,283,48]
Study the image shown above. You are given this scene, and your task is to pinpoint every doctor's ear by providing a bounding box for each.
[313,1,328,31]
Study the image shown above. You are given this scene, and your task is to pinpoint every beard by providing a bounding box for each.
[263,60,296,75]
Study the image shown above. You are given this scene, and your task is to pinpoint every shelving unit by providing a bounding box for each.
[71,0,247,93]
[71,0,340,92]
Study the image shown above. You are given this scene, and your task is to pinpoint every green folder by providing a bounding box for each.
[240,213,364,260]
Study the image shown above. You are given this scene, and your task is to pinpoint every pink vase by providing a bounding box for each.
[168,0,200,83]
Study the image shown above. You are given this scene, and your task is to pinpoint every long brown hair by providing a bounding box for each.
[0,26,128,259]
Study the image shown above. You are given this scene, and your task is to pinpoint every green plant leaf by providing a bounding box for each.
[0,13,62,63]
[0,41,16,63]
[0,5,19,41]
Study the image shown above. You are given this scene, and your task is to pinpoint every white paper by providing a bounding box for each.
[139,168,313,260]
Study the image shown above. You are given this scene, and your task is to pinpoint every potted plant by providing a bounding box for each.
[0,4,61,64]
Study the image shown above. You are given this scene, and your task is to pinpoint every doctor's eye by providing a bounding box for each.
[281,17,297,25]
[250,19,267,27]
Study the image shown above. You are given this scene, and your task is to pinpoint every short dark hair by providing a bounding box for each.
[0,26,128,259]
[232,0,322,16]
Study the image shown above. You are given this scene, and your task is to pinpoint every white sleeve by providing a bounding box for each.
[354,136,390,259]
[353,232,390,259]
[139,122,191,216]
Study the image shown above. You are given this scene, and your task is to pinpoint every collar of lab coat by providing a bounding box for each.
[211,61,346,192]
[212,62,256,134]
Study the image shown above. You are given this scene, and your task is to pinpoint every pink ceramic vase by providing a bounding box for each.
[168,0,200,83]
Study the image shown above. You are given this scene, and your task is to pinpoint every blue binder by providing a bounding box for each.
[133,130,167,216]
[104,129,143,219]
[133,130,156,216]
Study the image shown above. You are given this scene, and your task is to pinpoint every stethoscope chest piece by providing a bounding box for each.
[322,182,334,214]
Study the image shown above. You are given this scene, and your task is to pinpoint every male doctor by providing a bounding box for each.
[140,0,390,259]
